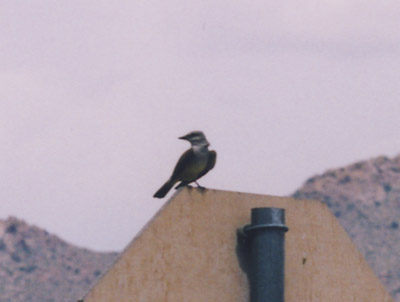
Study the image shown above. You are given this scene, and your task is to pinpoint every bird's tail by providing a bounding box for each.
[153,179,176,198]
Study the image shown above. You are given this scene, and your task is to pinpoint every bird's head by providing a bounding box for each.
[179,131,210,147]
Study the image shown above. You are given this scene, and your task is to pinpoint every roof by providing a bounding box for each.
[82,188,393,302]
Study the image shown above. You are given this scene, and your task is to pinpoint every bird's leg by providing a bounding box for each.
[195,181,205,189]
[174,181,192,190]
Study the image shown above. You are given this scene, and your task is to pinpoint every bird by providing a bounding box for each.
[153,131,217,198]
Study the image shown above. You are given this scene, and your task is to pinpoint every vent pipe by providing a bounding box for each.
[237,208,289,302]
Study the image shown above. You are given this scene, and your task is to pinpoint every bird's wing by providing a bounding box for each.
[197,150,217,179]
[207,150,217,171]
[174,150,216,190]
[170,148,196,181]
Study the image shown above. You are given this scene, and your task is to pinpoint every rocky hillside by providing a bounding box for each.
[1,155,400,301]
[293,155,400,301]
[0,217,118,302]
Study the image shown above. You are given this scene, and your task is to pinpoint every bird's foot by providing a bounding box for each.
[195,181,205,190]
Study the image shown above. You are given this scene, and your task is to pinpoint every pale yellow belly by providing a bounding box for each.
[179,160,207,181]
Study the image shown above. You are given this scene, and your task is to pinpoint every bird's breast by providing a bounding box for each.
[179,150,208,180]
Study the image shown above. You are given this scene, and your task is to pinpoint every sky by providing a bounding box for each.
[1,1,400,251]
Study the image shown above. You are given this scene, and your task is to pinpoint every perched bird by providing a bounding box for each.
[153,131,217,198]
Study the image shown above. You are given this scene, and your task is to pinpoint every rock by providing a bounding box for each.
[0,217,118,302]
[293,154,400,301]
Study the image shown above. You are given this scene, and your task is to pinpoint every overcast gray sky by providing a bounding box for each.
[1,1,400,251]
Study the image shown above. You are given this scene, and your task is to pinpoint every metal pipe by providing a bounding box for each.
[236,208,288,302]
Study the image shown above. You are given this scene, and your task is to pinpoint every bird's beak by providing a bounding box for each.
[178,135,188,140]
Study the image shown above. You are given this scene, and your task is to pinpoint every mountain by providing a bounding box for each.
[2,155,400,301]
[293,155,400,301]
[0,217,118,302]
